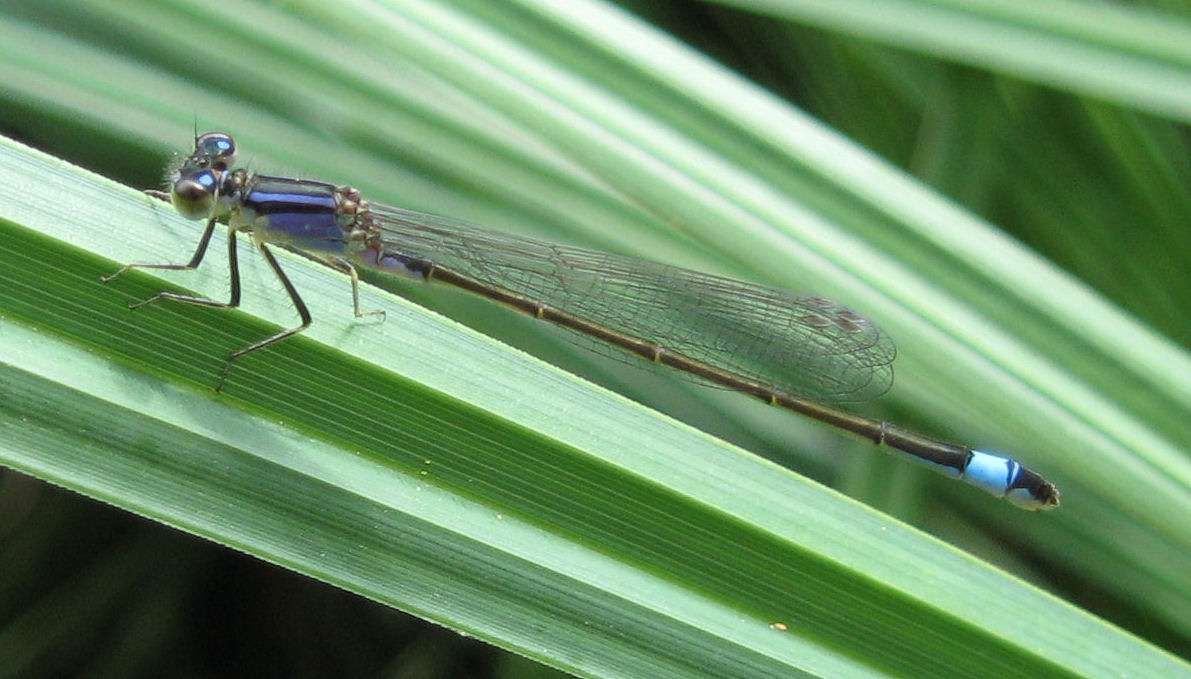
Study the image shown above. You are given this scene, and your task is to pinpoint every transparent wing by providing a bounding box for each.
[368,204,896,403]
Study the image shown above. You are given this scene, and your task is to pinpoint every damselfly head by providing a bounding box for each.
[170,168,220,220]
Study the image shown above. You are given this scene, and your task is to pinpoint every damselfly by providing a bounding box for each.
[104,132,1059,510]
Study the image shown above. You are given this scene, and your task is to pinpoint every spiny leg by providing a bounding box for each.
[215,243,312,390]
[329,257,385,319]
[101,215,243,312]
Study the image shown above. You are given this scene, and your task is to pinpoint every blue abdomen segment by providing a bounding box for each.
[244,177,346,252]
[962,450,1022,498]
[879,424,1056,509]
[964,450,1056,510]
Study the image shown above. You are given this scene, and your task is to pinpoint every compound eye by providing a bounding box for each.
[171,169,219,219]
[193,132,236,169]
